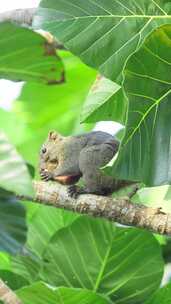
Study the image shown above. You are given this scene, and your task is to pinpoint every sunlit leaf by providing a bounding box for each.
[0,132,33,196]
[136,185,171,213]
[0,252,11,270]
[81,76,126,124]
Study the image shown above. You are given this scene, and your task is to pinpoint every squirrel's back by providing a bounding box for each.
[74,131,118,147]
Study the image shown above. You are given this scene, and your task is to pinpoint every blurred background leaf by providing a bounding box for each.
[0,133,33,197]
[0,188,27,255]
[0,132,33,196]
[136,185,171,213]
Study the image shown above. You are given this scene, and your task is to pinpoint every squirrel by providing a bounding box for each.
[39,131,132,197]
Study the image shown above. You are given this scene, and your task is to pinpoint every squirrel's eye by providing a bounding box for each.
[50,158,58,164]
[42,147,47,154]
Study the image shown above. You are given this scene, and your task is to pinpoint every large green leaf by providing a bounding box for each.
[17,282,111,304]
[0,22,64,84]
[34,0,171,83]
[0,189,27,255]
[0,132,33,196]
[81,76,126,124]
[27,206,78,256]
[145,283,171,304]
[108,24,171,186]
[42,216,163,304]
[9,206,78,282]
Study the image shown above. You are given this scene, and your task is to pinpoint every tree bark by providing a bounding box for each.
[0,8,36,26]
[30,181,171,236]
[0,279,22,304]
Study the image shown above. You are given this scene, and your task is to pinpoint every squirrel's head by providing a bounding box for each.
[39,130,64,174]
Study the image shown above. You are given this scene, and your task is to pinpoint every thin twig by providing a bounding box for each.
[0,8,36,26]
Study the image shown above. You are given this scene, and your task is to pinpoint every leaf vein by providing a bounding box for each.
[80,17,124,56]
[151,0,167,15]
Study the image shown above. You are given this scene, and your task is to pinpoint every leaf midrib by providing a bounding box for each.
[43,14,171,22]
[93,244,112,292]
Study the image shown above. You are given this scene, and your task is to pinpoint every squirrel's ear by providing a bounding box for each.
[48,131,58,140]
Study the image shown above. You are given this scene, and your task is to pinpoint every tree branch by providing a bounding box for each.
[0,279,22,304]
[31,181,171,236]
[0,8,36,26]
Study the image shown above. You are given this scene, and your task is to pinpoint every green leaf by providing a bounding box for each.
[0,189,27,255]
[81,76,126,124]
[109,24,171,186]
[27,206,78,256]
[0,22,64,84]
[11,249,41,283]
[0,270,29,290]
[9,207,78,282]
[0,132,33,196]
[136,185,171,213]
[0,109,27,146]
[42,216,163,304]
[0,252,11,270]
[17,282,111,304]
[34,0,171,82]
[25,163,35,178]
[145,283,171,304]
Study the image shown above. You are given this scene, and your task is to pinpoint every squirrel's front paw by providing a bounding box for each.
[67,185,79,199]
[40,170,53,181]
